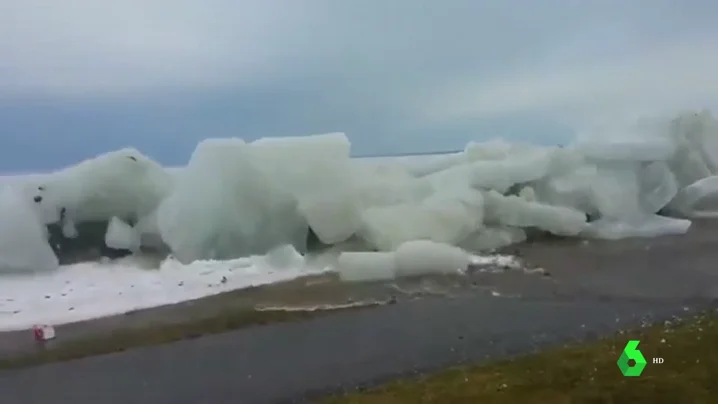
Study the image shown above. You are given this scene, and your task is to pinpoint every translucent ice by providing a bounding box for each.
[4,110,718,274]
[394,240,470,277]
[156,138,307,263]
[337,251,397,282]
[31,148,173,226]
[0,188,59,273]
[105,217,141,252]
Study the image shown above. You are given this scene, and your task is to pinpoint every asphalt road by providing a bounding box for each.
[0,294,713,404]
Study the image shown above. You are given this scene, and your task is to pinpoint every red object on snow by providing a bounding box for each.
[33,325,56,341]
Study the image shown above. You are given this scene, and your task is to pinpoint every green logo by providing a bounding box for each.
[617,340,647,376]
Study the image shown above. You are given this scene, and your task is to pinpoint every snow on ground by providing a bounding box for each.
[0,246,330,332]
[0,246,522,331]
[469,254,523,270]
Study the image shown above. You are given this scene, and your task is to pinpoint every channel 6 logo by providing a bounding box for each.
[617,340,647,376]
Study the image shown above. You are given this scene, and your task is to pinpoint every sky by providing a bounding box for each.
[2,0,718,172]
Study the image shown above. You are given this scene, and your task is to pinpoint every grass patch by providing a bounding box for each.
[0,304,376,369]
[323,310,718,403]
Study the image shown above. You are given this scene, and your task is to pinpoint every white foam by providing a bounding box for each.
[469,254,523,269]
[0,246,329,331]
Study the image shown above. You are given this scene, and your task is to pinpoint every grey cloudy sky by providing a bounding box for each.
[1,0,718,172]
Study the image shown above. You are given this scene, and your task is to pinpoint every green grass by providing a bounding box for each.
[322,310,718,404]
[0,304,377,369]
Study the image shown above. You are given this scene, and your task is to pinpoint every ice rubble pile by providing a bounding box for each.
[2,111,718,277]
